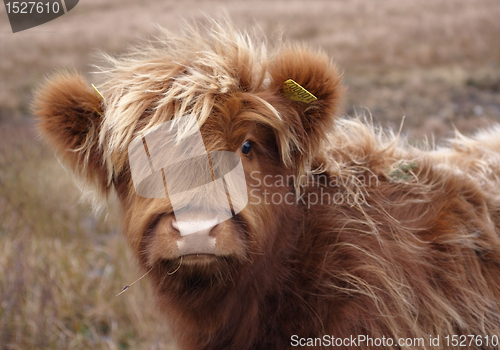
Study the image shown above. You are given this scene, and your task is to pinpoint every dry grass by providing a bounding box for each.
[1,0,500,348]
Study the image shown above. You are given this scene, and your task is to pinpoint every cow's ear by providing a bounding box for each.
[33,71,110,194]
[268,44,343,144]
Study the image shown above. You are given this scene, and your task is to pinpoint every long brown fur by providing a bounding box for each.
[33,19,500,349]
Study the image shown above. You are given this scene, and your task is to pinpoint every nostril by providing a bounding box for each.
[171,218,179,231]
[208,224,219,237]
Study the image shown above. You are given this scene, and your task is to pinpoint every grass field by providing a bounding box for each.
[1,0,500,348]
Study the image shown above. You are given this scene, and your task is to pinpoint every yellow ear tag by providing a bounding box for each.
[283,79,317,103]
[91,84,105,101]
[91,84,105,116]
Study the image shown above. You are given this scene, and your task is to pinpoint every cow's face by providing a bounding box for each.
[33,33,343,294]
[119,97,302,289]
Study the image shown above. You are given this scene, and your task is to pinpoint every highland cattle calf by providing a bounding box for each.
[34,20,500,350]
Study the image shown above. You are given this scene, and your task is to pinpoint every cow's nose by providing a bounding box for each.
[172,213,218,255]
[171,216,219,237]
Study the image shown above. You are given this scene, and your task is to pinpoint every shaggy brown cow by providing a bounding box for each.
[34,20,500,350]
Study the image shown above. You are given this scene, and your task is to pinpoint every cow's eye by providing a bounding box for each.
[241,140,252,155]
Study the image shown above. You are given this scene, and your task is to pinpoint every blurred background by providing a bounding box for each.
[1,0,499,349]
